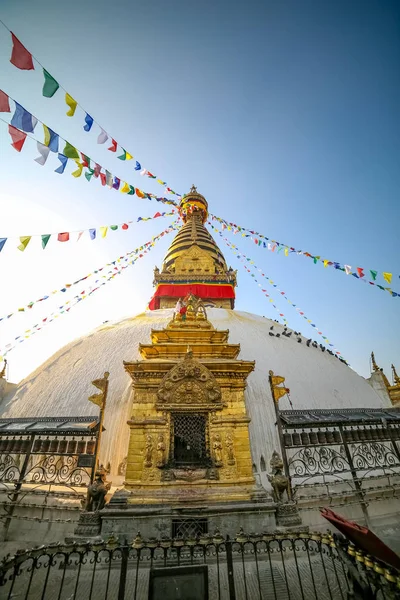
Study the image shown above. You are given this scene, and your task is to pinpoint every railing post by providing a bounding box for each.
[118,545,129,600]
[339,425,371,528]
[225,535,236,600]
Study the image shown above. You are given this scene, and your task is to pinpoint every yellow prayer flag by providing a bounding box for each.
[125,152,133,160]
[120,181,130,193]
[100,226,108,238]
[72,161,83,178]
[284,248,289,256]
[383,272,392,283]
[271,375,285,386]
[18,236,31,252]
[323,260,329,267]
[65,93,78,117]
[273,387,289,403]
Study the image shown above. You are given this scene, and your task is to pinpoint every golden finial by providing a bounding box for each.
[0,359,7,379]
[371,352,380,373]
[190,184,197,193]
[392,364,400,386]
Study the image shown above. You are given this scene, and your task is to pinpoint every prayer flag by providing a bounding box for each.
[41,234,51,249]
[128,185,135,195]
[63,141,79,159]
[110,225,118,231]
[136,188,145,198]
[43,124,59,152]
[42,69,59,97]
[97,128,108,144]
[105,170,112,187]
[0,90,11,112]
[89,229,96,240]
[122,223,129,230]
[10,33,34,70]
[58,232,70,242]
[71,161,84,177]
[8,125,27,152]
[81,153,90,168]
[121,181,130,193]
[117,149,131,160]
[0,238,7,253]
[18,236,31,251]
[84,113,93,131]
[356,267,365,278]
[11,102,37,132]
[65,93,78,116]
[55,153,68,174]
[370,270,377,281]
[100,172,106,186]
[93,163,101,178]
[135,161,141,170]
[108,138,117,152]
[85,168,94,181]
[344,265,352,275]
[383,272,392,284]
[34,142,50,165]
[100,226,108,238]
[112,177,120,190]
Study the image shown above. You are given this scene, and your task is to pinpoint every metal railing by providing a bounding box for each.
[1,530,399,600]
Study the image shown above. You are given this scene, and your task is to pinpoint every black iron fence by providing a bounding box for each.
[1,530,399,600]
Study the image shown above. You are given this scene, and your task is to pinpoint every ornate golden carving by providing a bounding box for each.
[144,435,153,468]
[157,351,221,408]
[225,432,235,465]
[213,433,223,466]
[157,433,166,467]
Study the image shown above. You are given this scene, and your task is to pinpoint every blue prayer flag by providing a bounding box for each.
[89,228,96,240]
[84,113,94,132]
[135,161,141,171]
[11,102,38,133]
[0,238,7,253]
[55,153,68,174]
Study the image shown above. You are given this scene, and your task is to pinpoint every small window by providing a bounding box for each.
[252,463,257,473]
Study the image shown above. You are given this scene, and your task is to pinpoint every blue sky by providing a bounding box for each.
[0,0,399,382]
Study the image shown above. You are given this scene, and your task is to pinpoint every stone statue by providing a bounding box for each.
[144,434,153,468]
[267,450,290,503]
[213,434,223,466]
[157,433,166,467]
[225,432,235,465]
[86,469,111,512]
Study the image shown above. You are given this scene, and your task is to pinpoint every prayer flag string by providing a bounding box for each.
[0,222,179,324]
[0,223,179,358]
[1,21,181,198]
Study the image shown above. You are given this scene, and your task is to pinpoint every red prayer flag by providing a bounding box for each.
[153,212,162,218]
[122,223,129,230]
[0,90,11,112]
[100,172,106,186]
[8,125,27,152]
[356,267,365,278]
[80,153,89,167]
[108,138,117,152]
[10,33,34,70]
[58,232,70,242]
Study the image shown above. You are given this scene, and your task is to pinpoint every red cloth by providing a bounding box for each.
[58,232,70,242]
[8,125,27,152]
[321,508,400,570]
[148,283,235,310]
[0,90,11,112]
[10,33,34,70]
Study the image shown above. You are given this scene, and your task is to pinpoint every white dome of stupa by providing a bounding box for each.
[0,307,388,487]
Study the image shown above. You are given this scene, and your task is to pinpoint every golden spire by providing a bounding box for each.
[392,364,400,386]
[0,359,7,379]
[371,351,380,373]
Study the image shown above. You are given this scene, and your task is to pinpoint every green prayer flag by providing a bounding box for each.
[110,225,118,231]
[41,234,51,249]
[370,270,377,280]
[117,150,127,160]
[85,168,94,182]
[63,141,79,159]
[128,185,135,195]
[42,69,59,98]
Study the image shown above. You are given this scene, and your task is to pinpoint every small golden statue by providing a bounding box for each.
[157,433,166,467]
[144,434,153,468]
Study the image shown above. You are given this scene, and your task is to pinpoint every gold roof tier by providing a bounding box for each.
[138,342,241,360]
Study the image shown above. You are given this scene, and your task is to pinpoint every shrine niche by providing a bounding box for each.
[156,351,222,410]
[174,245,216,275]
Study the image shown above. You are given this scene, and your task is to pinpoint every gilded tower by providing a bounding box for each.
[149,186,237,309]
[105,189,275,537]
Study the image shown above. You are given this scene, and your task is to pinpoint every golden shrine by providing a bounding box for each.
[121,295,261,506]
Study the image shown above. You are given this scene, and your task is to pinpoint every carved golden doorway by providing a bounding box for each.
[171,413,209,467]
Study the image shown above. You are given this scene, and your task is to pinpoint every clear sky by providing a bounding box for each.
[0,0,399,383]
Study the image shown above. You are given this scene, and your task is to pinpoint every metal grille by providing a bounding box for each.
[172,518,208,538]
[172,413,207,466]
